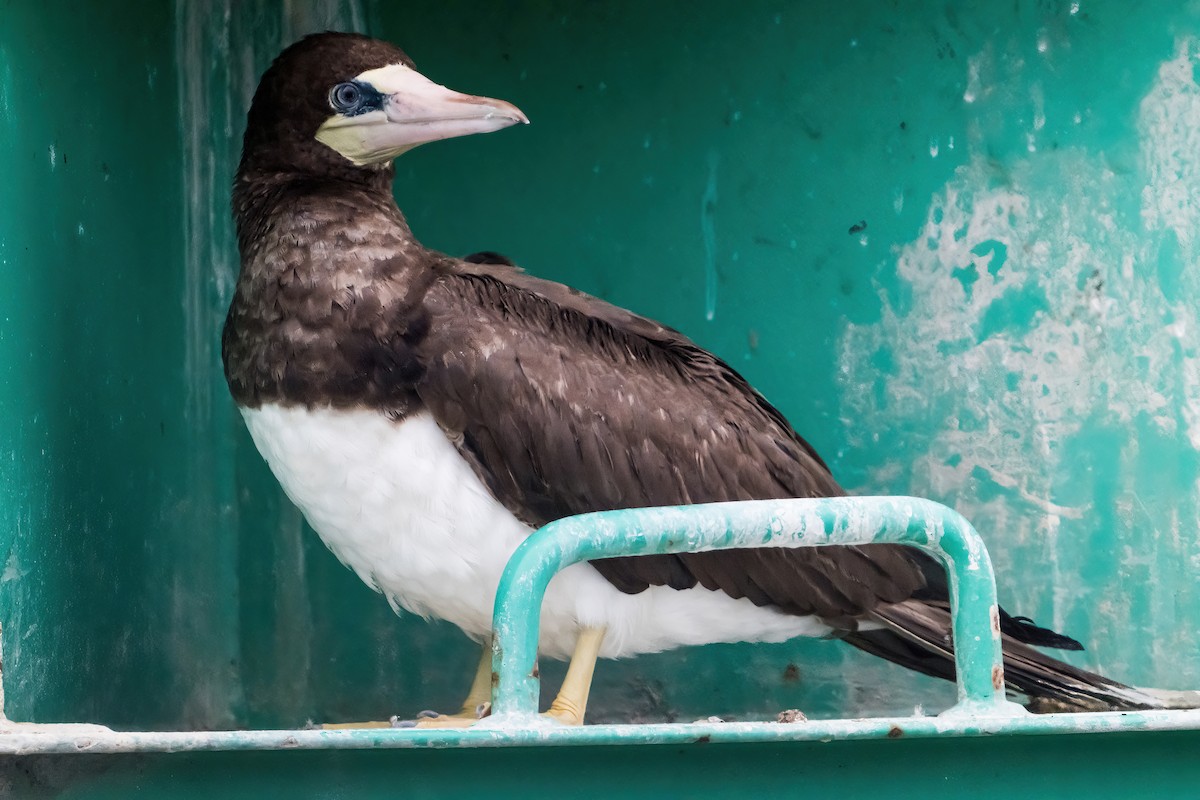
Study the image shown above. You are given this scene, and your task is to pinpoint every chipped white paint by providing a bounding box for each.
[0,552,26,584]
[963,53,982,104]
[1140,38,1200,253]
[1036,29,1050,56]
[1129,36,1200,452]
[837,38,1200,687]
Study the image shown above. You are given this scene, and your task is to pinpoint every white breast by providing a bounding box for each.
[240,403,830,659]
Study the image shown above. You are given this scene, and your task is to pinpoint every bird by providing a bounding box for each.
[223,31,1194,727]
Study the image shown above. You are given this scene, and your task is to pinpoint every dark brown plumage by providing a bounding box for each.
[413,259,926,623]
[223,32,1189,714]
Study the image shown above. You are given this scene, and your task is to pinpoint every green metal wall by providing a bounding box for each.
[1,0,1198,733]
[8,731,1200,799]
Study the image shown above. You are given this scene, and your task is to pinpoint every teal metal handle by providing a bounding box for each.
[490,496,1025,721]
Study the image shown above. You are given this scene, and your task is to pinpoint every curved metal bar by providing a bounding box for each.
[489,496,1025,721]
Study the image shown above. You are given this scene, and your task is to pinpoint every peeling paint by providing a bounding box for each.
[0,552,26,584]
[0,704,1195,756]
[838,37,1200,689]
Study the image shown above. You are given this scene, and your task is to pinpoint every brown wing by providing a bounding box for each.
[414,258,928,625]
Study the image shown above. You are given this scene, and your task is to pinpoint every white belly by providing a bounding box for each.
[240,403,830,659]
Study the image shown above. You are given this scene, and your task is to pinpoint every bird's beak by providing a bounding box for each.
[316,63,528,166]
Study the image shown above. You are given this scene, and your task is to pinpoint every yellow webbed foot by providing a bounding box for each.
[542,698,586,726]
[317,719,395,730]
[400,704,492,729]
[319,703,492,730]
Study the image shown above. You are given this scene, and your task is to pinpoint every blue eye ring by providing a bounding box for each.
[329,81,385,117]
[330,82,363,114]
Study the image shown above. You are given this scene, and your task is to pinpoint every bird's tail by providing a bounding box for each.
[843,599,1200,712]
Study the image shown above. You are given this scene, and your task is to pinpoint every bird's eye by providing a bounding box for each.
[330,82,363,113]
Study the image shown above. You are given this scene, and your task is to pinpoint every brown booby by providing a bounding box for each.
[223,32,1189,726]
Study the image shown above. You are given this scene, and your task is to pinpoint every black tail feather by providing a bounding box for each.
[998,607,1084,651]
[843,599,1196,713]
[462,250,516,266]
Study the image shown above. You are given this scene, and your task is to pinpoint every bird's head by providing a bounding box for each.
[239,32,527,180]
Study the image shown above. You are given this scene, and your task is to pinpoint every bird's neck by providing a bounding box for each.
[223,171,436,413]
[232,168,413,260]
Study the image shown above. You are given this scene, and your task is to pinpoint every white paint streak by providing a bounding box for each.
[701,149,719,321]
[1,551,26,583]
[173,0,368,728]
[1140,38,1200,448]
[963,55,981,104]
[1141,39,1200,253]
[0,47,12,122]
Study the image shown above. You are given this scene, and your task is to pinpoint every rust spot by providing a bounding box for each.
[990,605,1001,637]
[992,665,1004,690]
[887,726,903,739]
[695,735,711,744]
[782,664,801,683]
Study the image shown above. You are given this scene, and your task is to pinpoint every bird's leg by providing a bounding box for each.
[543,626,606,726]
[456,641,496,718]
[320,642,493,730]
[421,626,608,727]
[320,629,606,730]
[409,642,495,729]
